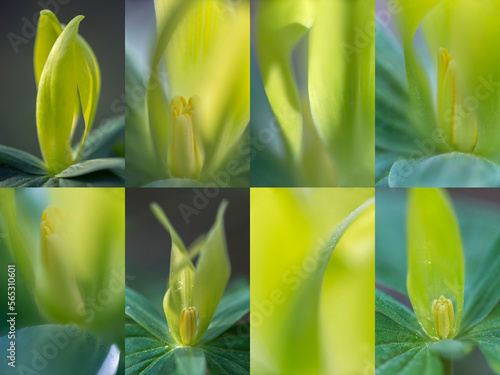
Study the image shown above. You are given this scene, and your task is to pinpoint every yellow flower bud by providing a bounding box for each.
[431,296,455,340]
[36,206,85,323]
[179,306,197,346]
[167,95,204,179]
[437,48,477,153]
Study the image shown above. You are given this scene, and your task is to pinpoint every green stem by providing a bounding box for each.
[442,357,453,375]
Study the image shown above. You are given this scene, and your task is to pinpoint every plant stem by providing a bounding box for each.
[442,357,453,375]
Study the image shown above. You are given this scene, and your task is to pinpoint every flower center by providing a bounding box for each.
[437,48,477,153]
[167,95,204,179]
[431,295,455,340]
[41,206,64,236]
[179,306,197,346]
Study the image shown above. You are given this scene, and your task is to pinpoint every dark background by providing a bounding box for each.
[0,0,124,157]
[126,188,250,313]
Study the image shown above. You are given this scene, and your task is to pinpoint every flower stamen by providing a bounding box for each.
[431,296,455,340]
[179,306,197,346]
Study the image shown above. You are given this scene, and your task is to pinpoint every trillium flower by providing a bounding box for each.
[125,201,250,374]
[251,188,374,374]
[151,201,230,346]
[0,10,125,187]
[128,0,250,187]
[376,188,500,374]
[0,188,125,331]
[253,0,374,186]
[376,0,500,187]
[35,10,100,175]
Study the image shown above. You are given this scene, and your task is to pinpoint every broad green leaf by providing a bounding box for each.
[193,201,230,342]
[308,0,374,184]
[462,237,500,329]
[55,158,125,178]
[0,167,49,187]
[125,287,174,344]
[375,150,402,186]
[0,143,47,175]
[257,0,317,158]
[388,153,500,187]
[143,179,205,188]
[173,347,206,375]
[80,116,124,160]
[462,303,500,374]
[429,339,474,360]
[200,280,249,344]
[407,189,464,340]
[0,325,120,375]
[376,313,443,375]
[375,289,424,335]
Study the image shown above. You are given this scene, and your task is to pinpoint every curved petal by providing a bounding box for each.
[34,10,62,86]
[36,15,83,175]
[250,188,374,374]
[308,0,374,184]
[407,189,464,340]
[193,201,230,342]
[256,0,317,159]
[151,203,195,345]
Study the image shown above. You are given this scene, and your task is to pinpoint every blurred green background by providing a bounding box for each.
[0,0,124,157]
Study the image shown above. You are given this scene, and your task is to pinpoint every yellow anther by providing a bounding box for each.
[431,296,455,339]
[179,307,197,346]
[437,48,477,153]
[168,95,204,179]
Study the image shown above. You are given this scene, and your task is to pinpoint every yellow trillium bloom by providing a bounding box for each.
[147,0,250,183]
[395,0,500,160]
[0,189,124,333]
[407,188,464,340]
[34,10,101,175]
[151,201,230,346]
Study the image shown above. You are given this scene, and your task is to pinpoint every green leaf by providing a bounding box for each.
[173,347,206,375]
[429,340,474,360]
[375,289,423,336]
[80,116,125,159]
[56,158,125,178]
[388,153,500,187]
[376,313,443,375]
[0,166,50,187]
[0,144,47,175]
[462,237,500,329]
[407,188,464,340]
[125,321,248,375]
[0,325,119,374]
[125,287,174,345]
[462,303,500,374]
[202,323,250,375]
[200,281,249,344]
[143,178,205,188]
